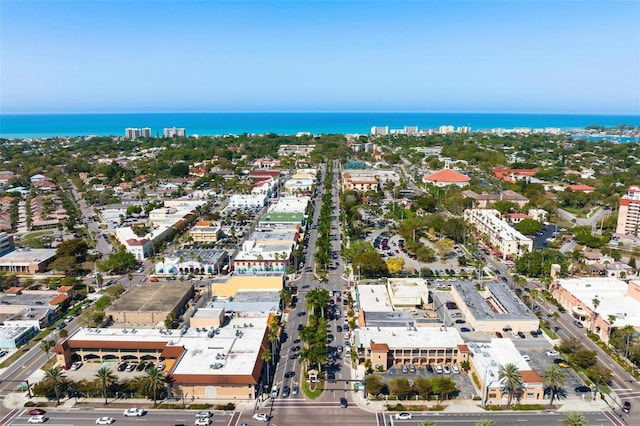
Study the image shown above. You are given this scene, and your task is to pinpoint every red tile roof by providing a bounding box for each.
[424,169,470,183]
[370,343,390,351]
[569,184,595,192]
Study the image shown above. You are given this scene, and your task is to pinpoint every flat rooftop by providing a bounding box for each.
[0,325,34,339]
[468,339,533,388]
[67,315,268,378]
[358,285,393,312]
[363,311,415,328]
[260,212,304,223]
[106,282,193,313]
[557,278,640,328]
[0,248,56,264]
[172,248,228,263]
[209,290,280,314]
[251,229,298,243]
[356,326,464,350]
[0,290,58,308]
[453,282,537,322]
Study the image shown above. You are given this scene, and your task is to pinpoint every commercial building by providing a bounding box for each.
[469,339,544,406]
[551,278,640,342]
[125,127,152,140]
[0,325,37,349]
[354,326,468,371]
[450,282,539,333]
[156,248,229,276]
[464,209,533,259]
[616,185,640,236]
[0,234,56,275]
[53,314,271,400]
[0,288,66,330]
[228,194,268,209]
[104,282,194,325]
[188,221,223,243]
[163,127,186,138]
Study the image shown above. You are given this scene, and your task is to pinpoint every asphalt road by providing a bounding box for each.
[380,411,620,426]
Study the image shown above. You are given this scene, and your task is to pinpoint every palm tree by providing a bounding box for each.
[40,339,55,359]
[562,412,589,426]
[261,348,272,380]
[44,367,67,405]
[419,421,437,426]
[607,314,616,342]
[498,363,523,406]
[475,420,495,426]
[541,364,566,407]
[591,297,601,332]
[142,366,166,405]
[95,366,117,404]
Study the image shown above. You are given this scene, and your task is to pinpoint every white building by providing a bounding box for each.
[163,127,186,138]
[228,194,268,209]
[464,209,533,259]
[125,127,151,140]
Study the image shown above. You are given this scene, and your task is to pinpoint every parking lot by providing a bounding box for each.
[380,364,478,399]
[62,360,163,383]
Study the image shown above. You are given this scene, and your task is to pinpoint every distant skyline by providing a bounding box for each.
[1,1,639,115]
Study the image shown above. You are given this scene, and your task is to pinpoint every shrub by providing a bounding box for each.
[387,403,406,411]
[484,405,503,411]
[428,405,445,411]
[24,401,37,407]
[214,403,235,410]
[513,404,546,411]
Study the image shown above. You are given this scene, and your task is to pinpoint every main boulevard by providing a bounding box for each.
[0,161,632,425]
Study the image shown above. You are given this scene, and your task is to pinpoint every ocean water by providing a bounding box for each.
[0,112,639,139]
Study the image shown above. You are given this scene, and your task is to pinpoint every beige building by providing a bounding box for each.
[188,221,222,243]
[355,326,469,371]
[464,209,533,259]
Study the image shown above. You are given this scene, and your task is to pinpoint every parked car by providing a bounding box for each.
[495,331,503,338]
[434,364,443,374]
[546,350,559,357]
[451,365,460,374]
[460,327,471,332]
[443,365,451,374]
[575,386,591,393]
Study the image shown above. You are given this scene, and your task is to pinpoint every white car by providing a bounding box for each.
[451,365,460,374]
[195,411,212,419]
[522,355,531,361]
[28,416,47,424]
[394,412,413,420]
[70,361,83,371]
[195,418,211,426]
[546,350,559,357]
[123,408,145,417]
[96,417,115,425]
[253,413,269,422]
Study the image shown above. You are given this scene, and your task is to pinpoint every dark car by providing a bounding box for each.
[455,319,466,324]
[623,401,631,413]
[495,331,503,338]
[460,327,471,332]
[517,331,526,339]
[340,397,348,408]
[530,331,539,338]
[27,409,46,416]
[117,363,128,372]
[328,373,336,383]
[282,386,290,398]
[285,371,295,378]
[575,386,591,393]
[336,325,342,332]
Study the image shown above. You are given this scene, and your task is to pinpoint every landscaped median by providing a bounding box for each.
[301,373,324,399]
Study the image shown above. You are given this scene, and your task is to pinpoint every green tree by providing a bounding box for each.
[572,349,597,369]
[99,250,137,273]
[352,251,389,278]
[261,348,272,380]
[498,363,523,406]
[95,366,117,404]
[475,420,495,426]
[388,377,413,400]
[56,238,89,262]
[562,412,589,426]
[44,367,67,405]
[432,376,456,405]
[514,219,543,235]
[586,364,613,385]
[40,339,55,359]
[541,364,566,407]
[141,366,166,404]
[413,377,433,398]
[365,374,386,396]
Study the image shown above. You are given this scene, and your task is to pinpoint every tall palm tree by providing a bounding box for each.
[142,366,166,405]
[542,364,566,407]
[95,366,117,405]
[261,348,272,380]
[44,367,67,405]
[562,412,589,426]
[498,363,523,406]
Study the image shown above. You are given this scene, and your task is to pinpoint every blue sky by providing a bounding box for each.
[1,0,639,114]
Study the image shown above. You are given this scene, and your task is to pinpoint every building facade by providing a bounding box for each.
[617,185,640,236]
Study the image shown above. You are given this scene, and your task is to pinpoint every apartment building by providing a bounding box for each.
[464,209,533,259]
[617,185,640,236]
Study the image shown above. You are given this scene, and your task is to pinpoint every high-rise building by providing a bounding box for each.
[617,186,640,236]
[163,127,186,138]
[370,126,389,136]
[125,127,152,140]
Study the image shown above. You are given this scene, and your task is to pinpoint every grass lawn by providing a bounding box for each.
[302,378,324,400]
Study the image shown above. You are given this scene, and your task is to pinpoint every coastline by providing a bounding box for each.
[1,112,639,140]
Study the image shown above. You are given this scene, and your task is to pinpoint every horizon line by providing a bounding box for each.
[2,110,639,116]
